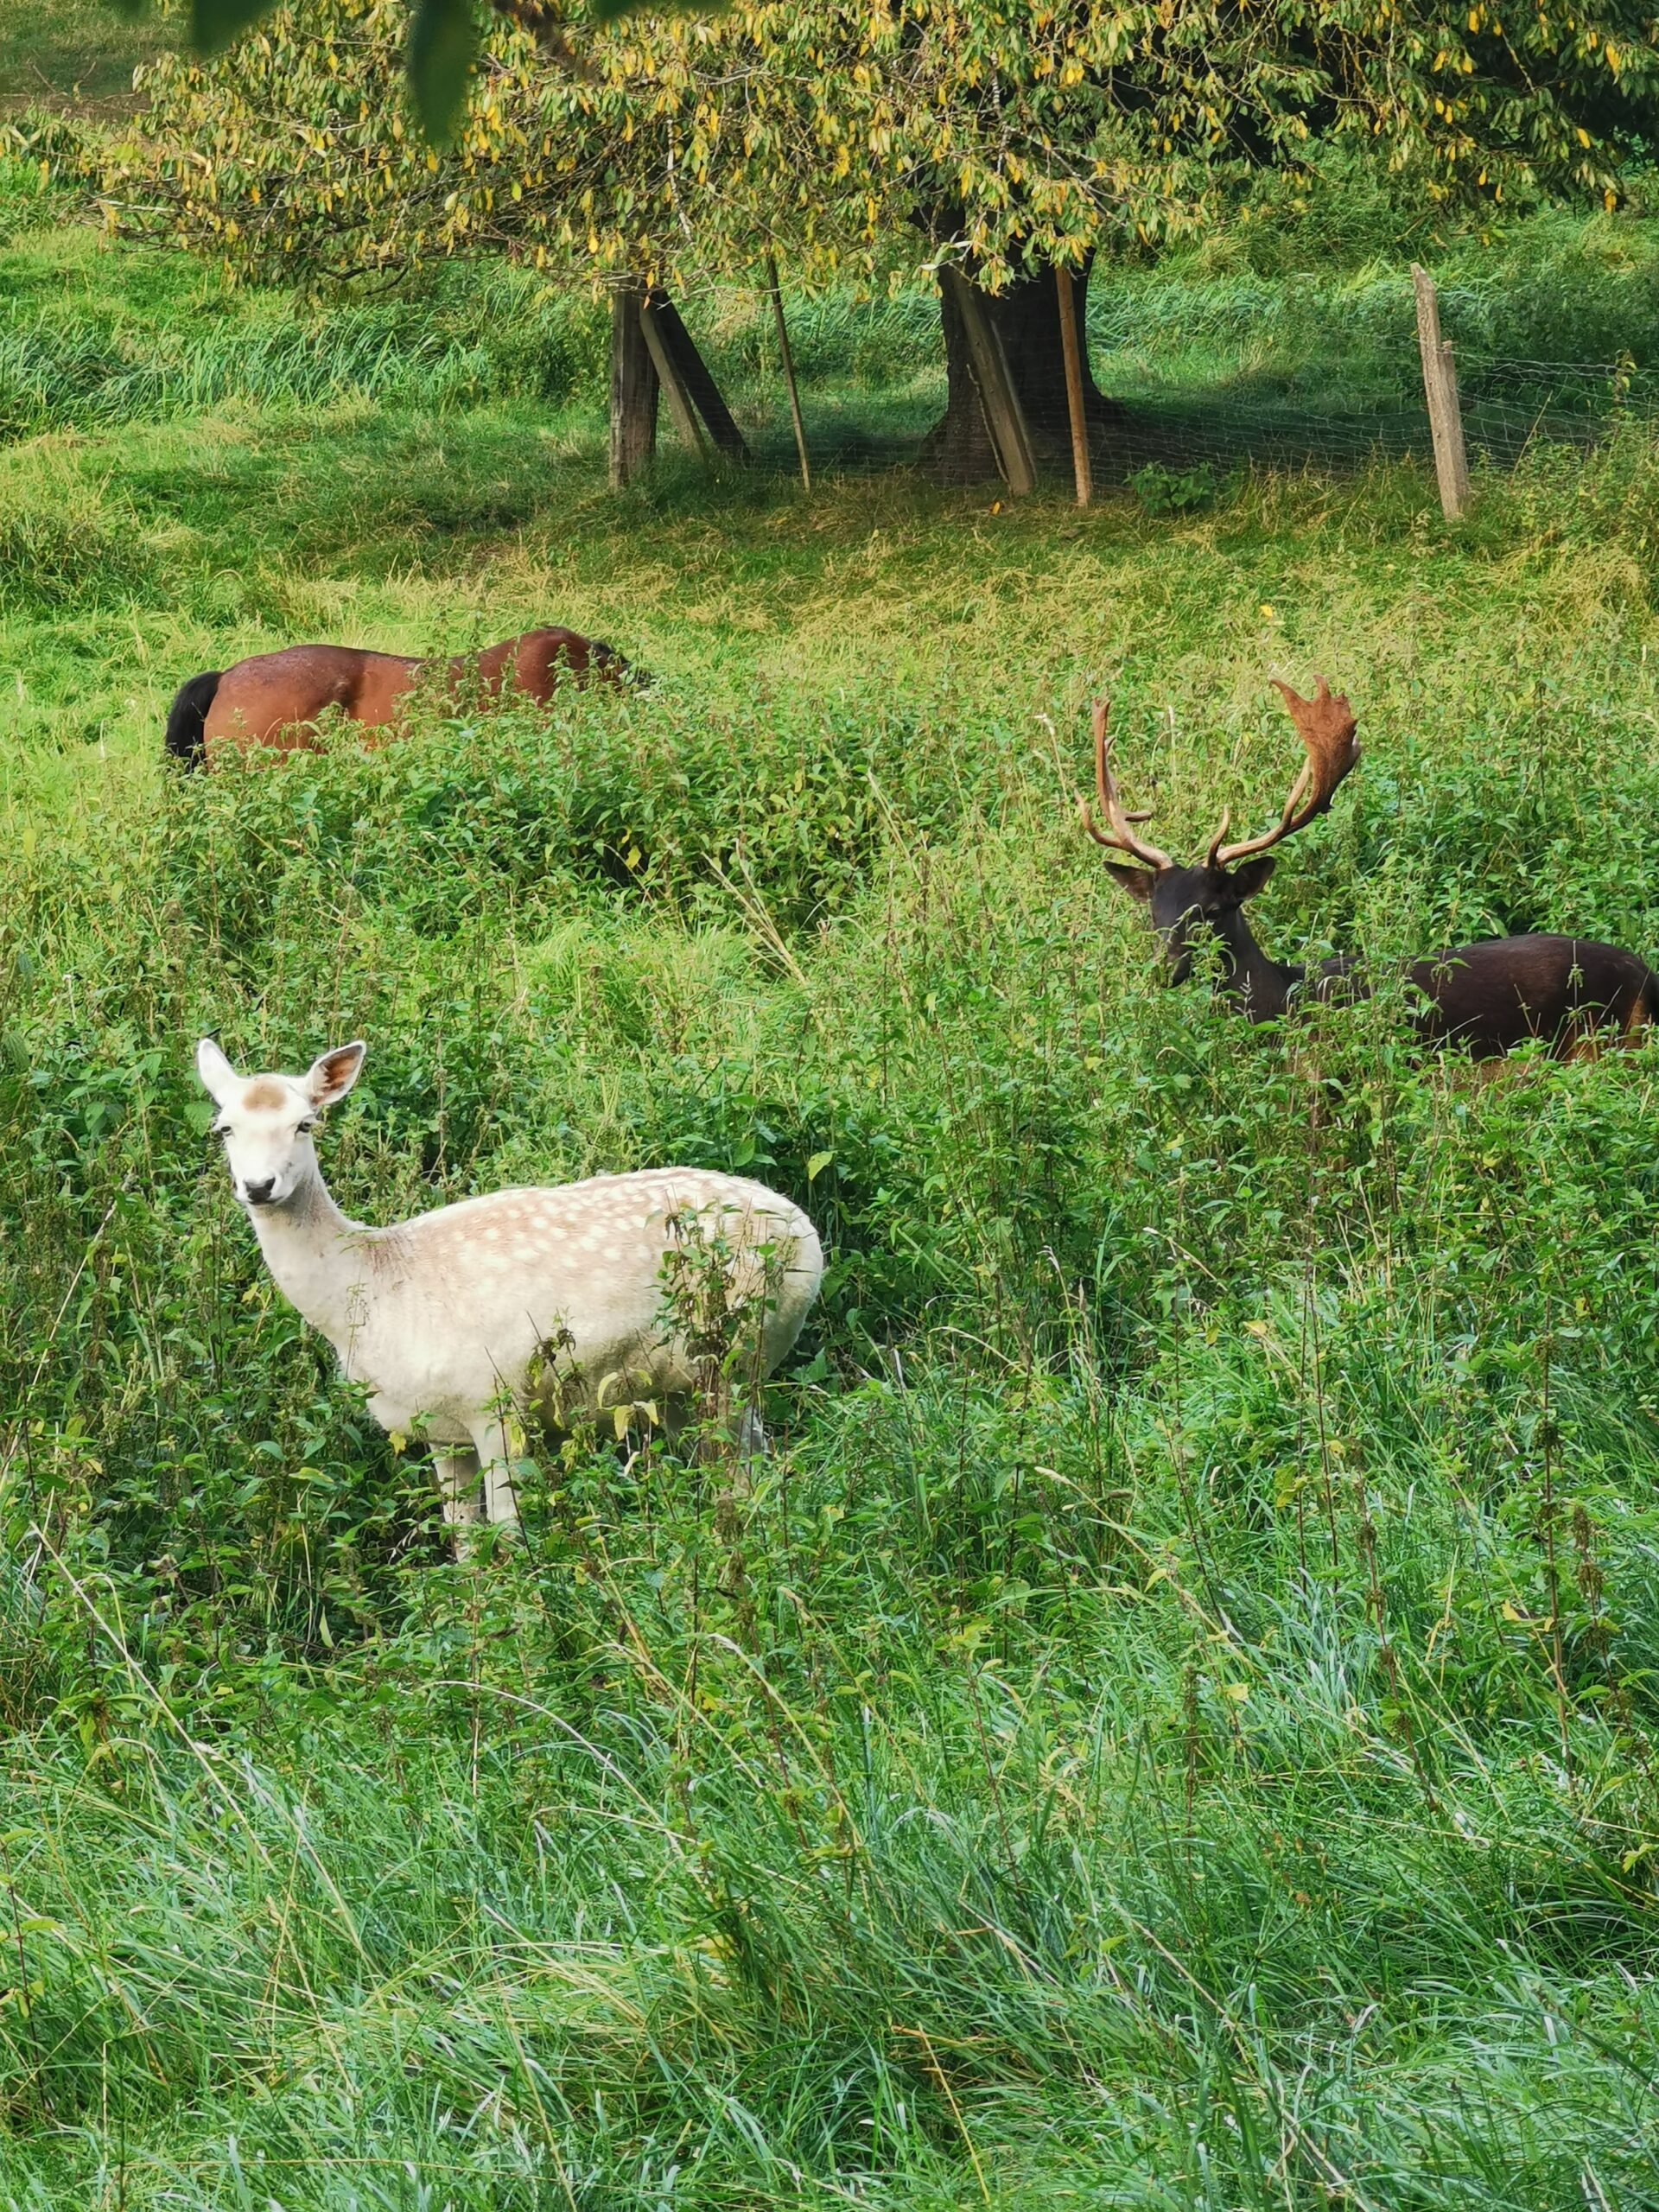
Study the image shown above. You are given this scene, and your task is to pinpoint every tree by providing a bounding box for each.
[119,0,656,140]
[105,0,1659,478]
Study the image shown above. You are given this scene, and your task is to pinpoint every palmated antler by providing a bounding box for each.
[1077,700,1173,873]
[1207,677,1360,868]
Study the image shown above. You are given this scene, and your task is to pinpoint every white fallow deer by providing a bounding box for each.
[195,1037,824,1537]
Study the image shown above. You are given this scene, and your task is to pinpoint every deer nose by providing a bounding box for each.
[242,1177,277,1206]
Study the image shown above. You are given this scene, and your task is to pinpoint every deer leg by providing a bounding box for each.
[433,1449,484,1557]
[721,1402,768,1497]
[468,1416,523,1531]
[435,1448,484,1525]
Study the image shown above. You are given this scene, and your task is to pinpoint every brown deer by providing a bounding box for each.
[164,626,645,770]
[1081,680,1657,1058]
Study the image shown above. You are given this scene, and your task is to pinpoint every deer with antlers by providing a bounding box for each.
[1081,679,1657,1058]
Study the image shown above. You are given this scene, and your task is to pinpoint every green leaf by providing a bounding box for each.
[806,1150,835,1183]
[409,0,479,147]
[191,0,275,56]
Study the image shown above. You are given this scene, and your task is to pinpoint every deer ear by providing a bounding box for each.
[1101,864,1158,902]
[195,1038,239,1105]
[1230,857,1277,900]
[305,1041,366,1109]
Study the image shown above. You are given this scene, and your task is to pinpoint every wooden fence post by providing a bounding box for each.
[766,254,811,492]
[1411,264,1471,521]
[941,265,1037,496]
[1055,264,1093,507]
[639,294,709,459]
[609,278,658,490]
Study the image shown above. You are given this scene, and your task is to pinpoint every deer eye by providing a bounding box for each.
[297,1118,315,1135]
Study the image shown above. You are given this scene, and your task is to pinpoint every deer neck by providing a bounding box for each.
[245,1162,372,1344]
[1210,907,1303,1021]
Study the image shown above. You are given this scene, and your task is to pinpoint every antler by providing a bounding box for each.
[1208,677,1360,868]
[1076,700,1173,872]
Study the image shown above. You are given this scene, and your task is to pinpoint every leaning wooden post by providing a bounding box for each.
[1411,264,1471,522]
[639,292,709,461]
[651,296,752,464]
[608,277,658,490]
[766,254,811,492]
[940,265,1037,496]
[1055,263,1093,507]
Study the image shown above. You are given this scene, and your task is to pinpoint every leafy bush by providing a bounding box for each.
[1127,459,1241,514]
[149,678,989,947]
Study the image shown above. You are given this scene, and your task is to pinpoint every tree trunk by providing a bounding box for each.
[609,278,658,490]
[922,254,1122,484]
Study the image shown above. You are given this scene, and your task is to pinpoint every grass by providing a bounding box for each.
[10,139,1659,474]
[6,149,1659,2209]
[0,0,167,107]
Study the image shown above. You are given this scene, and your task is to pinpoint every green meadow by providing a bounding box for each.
[4,130,1659,2208]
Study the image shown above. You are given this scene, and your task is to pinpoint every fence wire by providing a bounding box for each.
[666,284,1658,490]
[4,250,1655,491]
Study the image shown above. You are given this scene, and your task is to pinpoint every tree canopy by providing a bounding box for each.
[166,0,652,142]
[104,0,1659,293]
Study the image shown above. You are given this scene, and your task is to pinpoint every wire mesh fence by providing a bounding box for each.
[3,232,1656,493]
[651,274,1659,493]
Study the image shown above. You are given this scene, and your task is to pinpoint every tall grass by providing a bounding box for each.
[3,169,1659,2209]
[0,190,610,436]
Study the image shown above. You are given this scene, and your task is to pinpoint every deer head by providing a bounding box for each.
[1079,681,1359,988]
[197,1038,366,1209]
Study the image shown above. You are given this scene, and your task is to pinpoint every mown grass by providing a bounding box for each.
[5,153,1659,2209]
[0,0,165,107]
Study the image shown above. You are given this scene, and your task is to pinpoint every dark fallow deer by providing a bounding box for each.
[1081,679,1658,1058]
